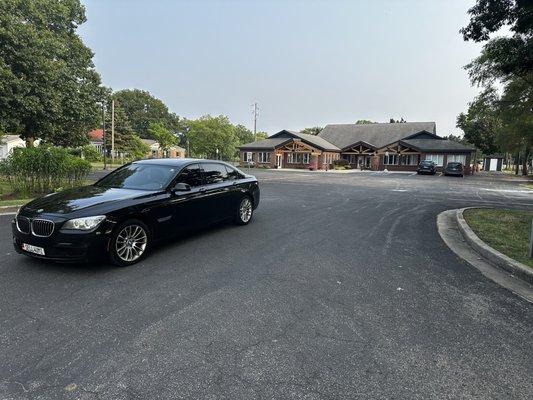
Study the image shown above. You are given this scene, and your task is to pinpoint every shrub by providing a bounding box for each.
[80,145,102,162]
[333,158,349,166]
[0,146,92,195]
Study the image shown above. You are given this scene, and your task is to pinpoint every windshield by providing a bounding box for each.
[420,161,434,165]
[95,164,178,190]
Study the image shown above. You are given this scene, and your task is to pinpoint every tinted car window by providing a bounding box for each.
[96,164,177,190]
[176,163,204,187]
[202,163,228,184]
[225,165,242,180]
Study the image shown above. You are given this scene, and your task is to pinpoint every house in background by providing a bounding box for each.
[239,122,476,174]
[0,135,29,160]
[141,139,186,159]
[87,130,186,159]
[483,154,504,171]
[88,129,104,153]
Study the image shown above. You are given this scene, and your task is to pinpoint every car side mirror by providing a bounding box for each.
[173,182,191,192]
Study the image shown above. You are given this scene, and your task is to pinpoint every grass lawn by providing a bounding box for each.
[463,208,533,268]
[0,198,33,207]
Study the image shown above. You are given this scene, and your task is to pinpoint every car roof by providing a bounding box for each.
[133,158,227,167]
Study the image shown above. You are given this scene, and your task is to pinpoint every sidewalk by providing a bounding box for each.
[247,167,415,175]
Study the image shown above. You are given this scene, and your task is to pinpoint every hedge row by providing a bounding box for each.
[0,146,92,195]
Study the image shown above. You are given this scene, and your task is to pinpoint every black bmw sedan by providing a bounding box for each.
[12,159,260,266]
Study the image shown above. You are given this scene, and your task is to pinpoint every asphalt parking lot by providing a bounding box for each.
[1,170,532,399]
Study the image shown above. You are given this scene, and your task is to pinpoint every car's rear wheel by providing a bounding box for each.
[235,196,253,225]
[109,219,150,266]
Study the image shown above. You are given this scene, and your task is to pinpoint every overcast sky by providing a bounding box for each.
[80,0,482,136]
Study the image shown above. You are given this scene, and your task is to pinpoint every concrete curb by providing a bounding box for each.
[0,205,22,215]
[456,208,533,285]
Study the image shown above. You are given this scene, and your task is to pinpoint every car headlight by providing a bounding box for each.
[63,216,106,231]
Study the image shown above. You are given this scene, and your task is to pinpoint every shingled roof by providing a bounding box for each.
[401,139,475,152]
[239,137,291,150]
[239,130,340,152]
[318,122,437,150]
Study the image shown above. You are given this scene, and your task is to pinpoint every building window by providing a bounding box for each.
[447,154,466,164]
[288,153,300,163]
[302,153,310,164]
[383,154,399,165]
[425,154,444,166]
[245,152,253,162]
[400,154,419,165]
[258,152,271,163]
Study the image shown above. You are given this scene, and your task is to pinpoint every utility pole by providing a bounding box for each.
[102,103,107,170]
[111,99,115,164]
[252,102,259,140]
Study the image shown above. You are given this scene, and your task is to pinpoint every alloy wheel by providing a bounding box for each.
[115,224,148,262]
[239,198,253,223]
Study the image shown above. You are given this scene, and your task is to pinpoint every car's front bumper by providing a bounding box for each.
[12,219,112,263]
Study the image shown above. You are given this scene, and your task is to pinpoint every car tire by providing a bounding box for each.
[109,219,151,267]
[235,196,254,226]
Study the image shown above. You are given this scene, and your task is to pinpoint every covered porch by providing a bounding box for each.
[341,142,376,169]
[274,139,324,170]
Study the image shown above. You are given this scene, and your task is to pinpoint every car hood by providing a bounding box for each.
[22,186,158,215]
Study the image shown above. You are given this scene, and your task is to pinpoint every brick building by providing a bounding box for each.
[239,122,476,173]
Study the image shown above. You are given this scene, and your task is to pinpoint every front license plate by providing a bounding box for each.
[22,243,45,256]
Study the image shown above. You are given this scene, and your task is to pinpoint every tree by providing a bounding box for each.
[186,115,239,160]
[234,124,255,145]
[0,0,104,146]
[461,0,533,174]
[255,131,269,140]
[461,0,532,80]
[126,134,150,160]
[112,89,181,139]
[300,127,323,135]
[389,118,406,123]
[456,88,501,155]
[104,100,141,157]
[355,120,375,124]
[148,122,178,157]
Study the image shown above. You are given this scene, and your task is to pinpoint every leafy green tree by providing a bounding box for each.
[234,124,255,145]
[461,0,532,79]
[127,134,150,160]
[300,127,323,135]
[0,0,104,146]
[104,100,140,157]
[355,120,375,124]
[186,115,238,160]
[148,122,178,157]
[456,88,501,155]
[255,131,269,140]
[461,0,533,174]
[112,89,181,139]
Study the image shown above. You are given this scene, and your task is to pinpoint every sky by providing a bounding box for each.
[79,0,483,136]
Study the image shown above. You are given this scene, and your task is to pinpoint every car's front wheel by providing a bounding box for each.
[235,196,254,225]
[109,219,150,266]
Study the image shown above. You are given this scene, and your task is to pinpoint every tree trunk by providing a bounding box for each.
[25,137,35,147]
[515,152,520,175]
[522,147,530,176]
